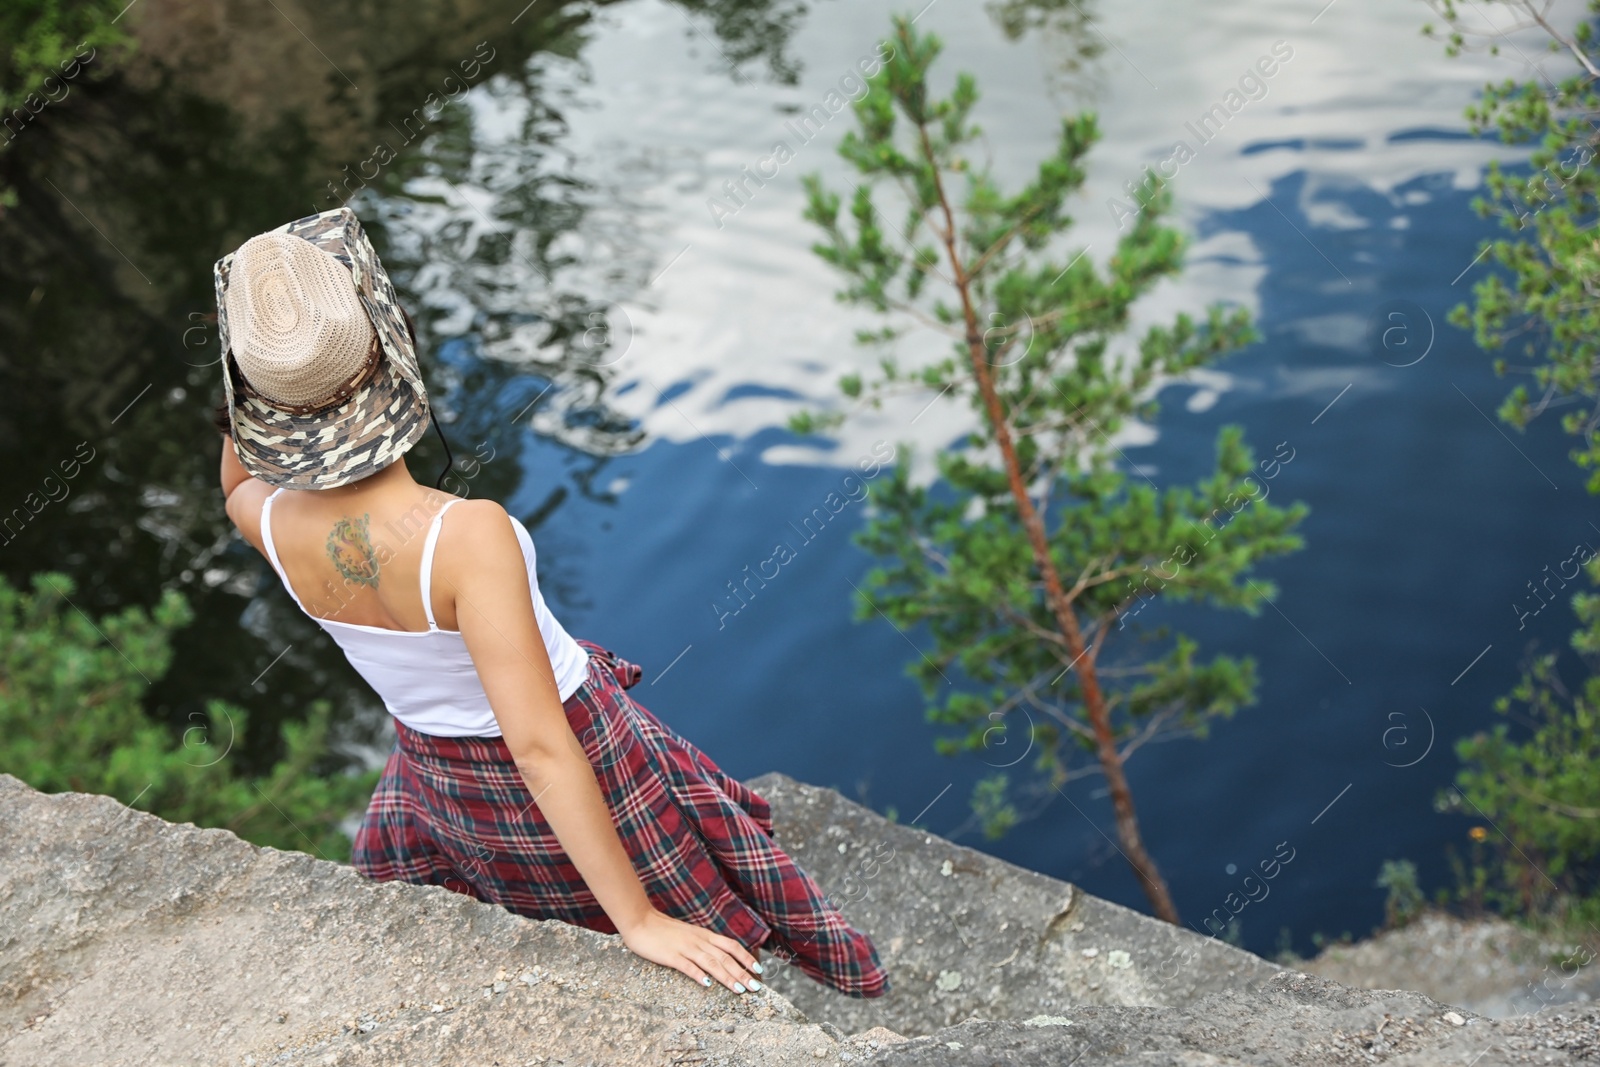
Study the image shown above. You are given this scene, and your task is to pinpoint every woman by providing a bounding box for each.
[211,206,888,998]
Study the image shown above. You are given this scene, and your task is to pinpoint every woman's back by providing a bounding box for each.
[253,482,590,736]
[260,482,466,633]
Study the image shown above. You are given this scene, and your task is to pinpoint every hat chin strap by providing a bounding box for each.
[430,409,455,491]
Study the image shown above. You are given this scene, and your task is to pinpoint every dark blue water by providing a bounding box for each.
[2,0,1582,963]
[486,150,1590,958]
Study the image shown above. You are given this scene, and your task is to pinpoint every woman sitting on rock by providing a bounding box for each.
[209,206,888,999]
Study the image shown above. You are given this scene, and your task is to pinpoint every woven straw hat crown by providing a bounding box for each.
[223,232,377,408]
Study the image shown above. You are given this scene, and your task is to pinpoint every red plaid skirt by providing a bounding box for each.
[352,639,889,998]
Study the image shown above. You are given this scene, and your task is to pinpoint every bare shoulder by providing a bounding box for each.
[224,479,276,555]
[435,499,537,631]
[441,497,514,537]
[438,498,526,575]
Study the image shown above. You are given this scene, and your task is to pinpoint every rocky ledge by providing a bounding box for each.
[1300,911,1600,1020]
[1,771,1596,1066]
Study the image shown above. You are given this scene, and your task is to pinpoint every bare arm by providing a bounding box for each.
[219,434,273,554]
[441,500,763,993]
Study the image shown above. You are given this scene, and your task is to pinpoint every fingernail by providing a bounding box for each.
[752,962,764,974]
[733,983,746,993]
[748,979,762,990]
[701,976,712,987]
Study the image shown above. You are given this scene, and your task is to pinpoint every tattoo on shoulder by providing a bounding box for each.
[326,513,381,588]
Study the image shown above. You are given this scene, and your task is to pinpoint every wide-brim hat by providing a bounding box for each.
[213,206,429,490]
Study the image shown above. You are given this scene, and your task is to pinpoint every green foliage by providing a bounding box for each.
[1433,2,1600,488]
[1,0,127,114]
[794,16,1307,801]
[0,572,375,860]
[1272,925,1298,965]
[1375,859,1425,930]
[1309,929,1354,952]
[1,0,124,102]
[0,0,131,206]
[1432,0,1600,927]
[1441,622,1600,922]
[970,773,1018,839]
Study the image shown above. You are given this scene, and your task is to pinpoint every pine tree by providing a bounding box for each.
[792,16,1308,923]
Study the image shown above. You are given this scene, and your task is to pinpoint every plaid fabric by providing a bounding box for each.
[353,638,889,998]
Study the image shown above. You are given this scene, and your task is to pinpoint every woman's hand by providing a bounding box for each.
[619,908,765,994]
[445,510,765,996]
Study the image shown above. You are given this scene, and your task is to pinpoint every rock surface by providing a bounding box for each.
[858,973,1600,1066]
[3,772,1598,1066]
[0,773,831,1067]
[747,771,1281,1036]
[1301,912,1600,1019]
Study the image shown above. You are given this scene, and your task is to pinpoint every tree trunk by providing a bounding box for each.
[918,126,1181,924]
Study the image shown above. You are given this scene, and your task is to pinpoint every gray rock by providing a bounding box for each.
[0,773,830,1067]
[3,772,1596,1066]
[1300,912,1600,1018]
[858,972,1600,1066]
[750,771,1281,1036]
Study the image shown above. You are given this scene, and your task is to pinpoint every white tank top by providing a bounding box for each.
[259,488,590,737]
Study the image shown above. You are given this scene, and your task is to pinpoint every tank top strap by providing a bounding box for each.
[419,498,465,630]
[258,488,309,611]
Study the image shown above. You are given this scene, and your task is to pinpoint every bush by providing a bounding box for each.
[0,572,376,860]
[0,0,132,207]
[0,0,127,112]
[1439,633,1600,926]
[1376,859,1425,930]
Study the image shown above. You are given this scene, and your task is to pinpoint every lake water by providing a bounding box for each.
[1,0,1588,957]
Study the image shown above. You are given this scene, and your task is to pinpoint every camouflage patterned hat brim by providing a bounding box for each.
[225,352,430,490]
[214,206,430,490]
